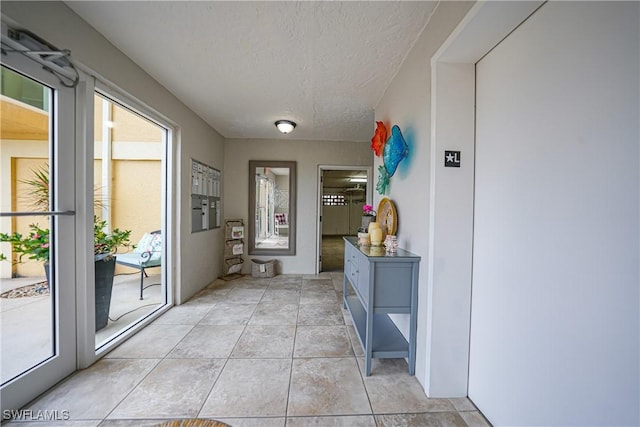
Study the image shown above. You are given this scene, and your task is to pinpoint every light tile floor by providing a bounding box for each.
[6,273,491,427]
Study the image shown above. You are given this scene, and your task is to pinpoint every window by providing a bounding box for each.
[322,194,347,206]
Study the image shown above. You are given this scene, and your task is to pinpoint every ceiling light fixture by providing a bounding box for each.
[350,177,367,183]
[275,120,296,134]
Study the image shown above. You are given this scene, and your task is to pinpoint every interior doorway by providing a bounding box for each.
[317,166,372,272]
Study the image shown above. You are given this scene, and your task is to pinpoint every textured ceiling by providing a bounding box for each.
[65,1,437,141]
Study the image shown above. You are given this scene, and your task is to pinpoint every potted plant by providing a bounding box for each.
[0,166,52,280]
[0,165,131,331]
[361,204,377,232]
[0,216,131,331]
[93,216,131,330]
[0,223,51,282]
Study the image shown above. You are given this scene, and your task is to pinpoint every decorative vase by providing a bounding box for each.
[369,222,383,246]
[384,235,398,253]
[361,215,376,232]
[358,232,370,246]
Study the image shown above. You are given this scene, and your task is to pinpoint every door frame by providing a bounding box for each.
[0,49,78,415]
[0,15,179,415]
[316,165,372,274]
[77,78,176,365]
[425,0,544,397]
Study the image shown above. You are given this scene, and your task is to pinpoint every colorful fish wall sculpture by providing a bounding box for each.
[370,123,409,195]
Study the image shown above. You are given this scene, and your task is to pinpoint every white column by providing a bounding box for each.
[100,98,112,230]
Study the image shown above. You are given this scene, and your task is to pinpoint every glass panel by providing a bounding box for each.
[0,66,54,384]
[0,66,49,111]
[94,93,167,349]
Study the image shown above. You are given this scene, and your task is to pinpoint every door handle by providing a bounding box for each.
[0,210,75,217]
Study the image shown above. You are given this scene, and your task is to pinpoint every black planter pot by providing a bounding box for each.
[44,262,50,287]
[95,254,116,331]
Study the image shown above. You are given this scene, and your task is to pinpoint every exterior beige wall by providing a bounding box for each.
[0,91,50,279]
[94,94,163,143]
[1,96,48,140]
[110,159,162,275]
[111,103,163,143]
[93,158,162,275]
[4,155,161,279]
[111,160,162,236]
[94,94,163,275]
[13,157,49,277]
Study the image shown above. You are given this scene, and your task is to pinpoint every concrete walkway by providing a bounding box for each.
[0,273,162,383]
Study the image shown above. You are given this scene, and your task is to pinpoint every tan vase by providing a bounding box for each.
[369,222,383,246]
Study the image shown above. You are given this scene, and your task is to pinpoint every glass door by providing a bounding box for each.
[0,55,76,414]
[93,91,169,349]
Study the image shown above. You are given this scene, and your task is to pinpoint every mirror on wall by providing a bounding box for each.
[249,160,296,255]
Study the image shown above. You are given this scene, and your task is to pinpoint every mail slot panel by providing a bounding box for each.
[191,195,207,233]
[209,196,220,229]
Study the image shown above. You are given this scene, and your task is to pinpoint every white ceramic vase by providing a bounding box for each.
[383,235,398,253]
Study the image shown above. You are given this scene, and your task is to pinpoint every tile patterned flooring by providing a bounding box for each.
[6,273,491,427]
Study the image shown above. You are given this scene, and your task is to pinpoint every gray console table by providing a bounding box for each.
[343,236,420,376]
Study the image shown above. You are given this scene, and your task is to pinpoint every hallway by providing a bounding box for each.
[321,236,346,272]
[6,273,489,426]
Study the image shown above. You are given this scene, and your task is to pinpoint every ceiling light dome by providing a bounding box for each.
[275,120,296,134]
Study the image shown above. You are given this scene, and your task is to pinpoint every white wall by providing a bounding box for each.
[425,0,550,402]
[374,1,474,393]
[224,139,371,274]
[1,1,226,303]
[469,2,639,425]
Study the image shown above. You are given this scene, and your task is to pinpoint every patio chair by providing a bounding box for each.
[115,230,161,300]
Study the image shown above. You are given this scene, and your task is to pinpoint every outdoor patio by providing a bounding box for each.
[0,271,162,384]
